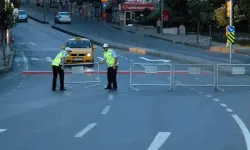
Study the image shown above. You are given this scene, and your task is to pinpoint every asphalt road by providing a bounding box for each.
[1,19,250,150]
[21,5,250,64]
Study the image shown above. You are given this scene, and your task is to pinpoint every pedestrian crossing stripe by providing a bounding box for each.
[227,32,235,43]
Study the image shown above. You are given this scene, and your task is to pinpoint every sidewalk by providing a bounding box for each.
[108,24,250,55]
[22,4,250,56]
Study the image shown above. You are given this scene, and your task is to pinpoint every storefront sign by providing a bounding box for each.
[121,3,155,11]
[163,10,170,21]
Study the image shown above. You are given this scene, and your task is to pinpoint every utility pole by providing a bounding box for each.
[226,0,233,64]
[161,0,163,33]
[43,0,46,22]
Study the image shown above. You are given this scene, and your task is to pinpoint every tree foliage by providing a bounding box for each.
[187,0,215,23]
[214,5,227,27]
[11,0,20,8]
[0,2,16,30]
[76,0,84,6]
[239,0,250,20]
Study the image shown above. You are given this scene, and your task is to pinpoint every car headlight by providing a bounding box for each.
[87,53,91,57]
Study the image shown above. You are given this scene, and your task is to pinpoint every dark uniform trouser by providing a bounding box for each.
[52,65,64,89]
[107,66,118,88]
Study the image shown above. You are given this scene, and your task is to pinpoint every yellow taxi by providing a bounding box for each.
[61,37,96,67]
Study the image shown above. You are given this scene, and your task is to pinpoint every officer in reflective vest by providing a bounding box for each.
[99,43,118,90]
[51,47,72,91]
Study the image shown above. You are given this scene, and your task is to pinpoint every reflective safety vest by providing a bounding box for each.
[52,51,66,66]
[104,49,118,67]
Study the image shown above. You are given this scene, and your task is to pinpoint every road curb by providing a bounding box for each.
[51,25,129,51]
[27,14,49,24]
[50,25,236,76]
[0,50,15,74]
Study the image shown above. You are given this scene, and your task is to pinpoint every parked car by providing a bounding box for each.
[54,12,71,24]
[17,10,28,22]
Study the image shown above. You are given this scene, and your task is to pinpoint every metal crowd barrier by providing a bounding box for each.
[129,63,173,91]
[173,64,216,90]
[63,62,104,88]
[216,64,250,91]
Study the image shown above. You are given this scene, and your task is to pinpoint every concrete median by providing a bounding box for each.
[50,25,245,76]
[27,14,49,24]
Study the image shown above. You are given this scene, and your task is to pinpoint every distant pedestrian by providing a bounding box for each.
[99,43,119,90]
[51,47,72,91]
[157,19,161,33]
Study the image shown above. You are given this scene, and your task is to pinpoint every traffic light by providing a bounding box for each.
[226,1,231,17]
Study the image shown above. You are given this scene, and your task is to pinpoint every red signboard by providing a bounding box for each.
[121,4,155,11]
[163,10,170,21]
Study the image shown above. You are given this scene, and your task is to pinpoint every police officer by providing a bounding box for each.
[99,43,118,90]
[51,47,72,91]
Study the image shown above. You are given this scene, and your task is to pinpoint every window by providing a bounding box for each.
[19,11,26,15]
[66,40,91,48]
[59,12,69,16]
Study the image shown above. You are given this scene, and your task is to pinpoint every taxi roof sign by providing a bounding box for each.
[75,37,82,40]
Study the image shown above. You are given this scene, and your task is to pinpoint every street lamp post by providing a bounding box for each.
[43,0,46,22]
[161,0,163,33]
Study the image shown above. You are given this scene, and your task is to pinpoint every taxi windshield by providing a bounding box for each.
[66,40,91,48]
[59,12,69,16]
[19,11,26,15]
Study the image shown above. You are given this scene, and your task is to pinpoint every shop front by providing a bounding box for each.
[120,3,155,26]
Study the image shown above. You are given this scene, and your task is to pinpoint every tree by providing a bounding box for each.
[0,2,15,66]
[239,0,250,31]
[11,0,20,8]
[214,5,228,27]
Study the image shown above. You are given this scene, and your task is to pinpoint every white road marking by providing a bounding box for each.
[108,94,114,100]
[29,42,37,45]
[3,71,20,80]
[97,57,104,60]
[139,57,171,63]
[74,123,97,138]
[101,106,111,115]
[147,132,171,150]
[30,57,39,60]
[226,109,233,112]
[220,103,227,107]
[196,78,199,80]
[0,129,7,133]
[130,60,133,62]
[125,57,128,59]
[21,51,28,70]
[213,98,220,102]
[232,114,250,150]
[206,95,212,98]
[199,92,203,94]
[45,57,53,62]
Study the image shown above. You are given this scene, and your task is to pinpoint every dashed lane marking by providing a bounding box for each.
[74,123,97,138]
[220,103,227,107]
[232,115,250,150]
[213,98,220,102]
[147,132,171,150]
[199,92,203,94]
[206,95,212,98]
[108,94,114,100]
[226,109,233,112]
[101,106,111,115]
[0,129,7,133]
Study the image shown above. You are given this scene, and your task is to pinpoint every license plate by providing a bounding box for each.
[73,58,82,61]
